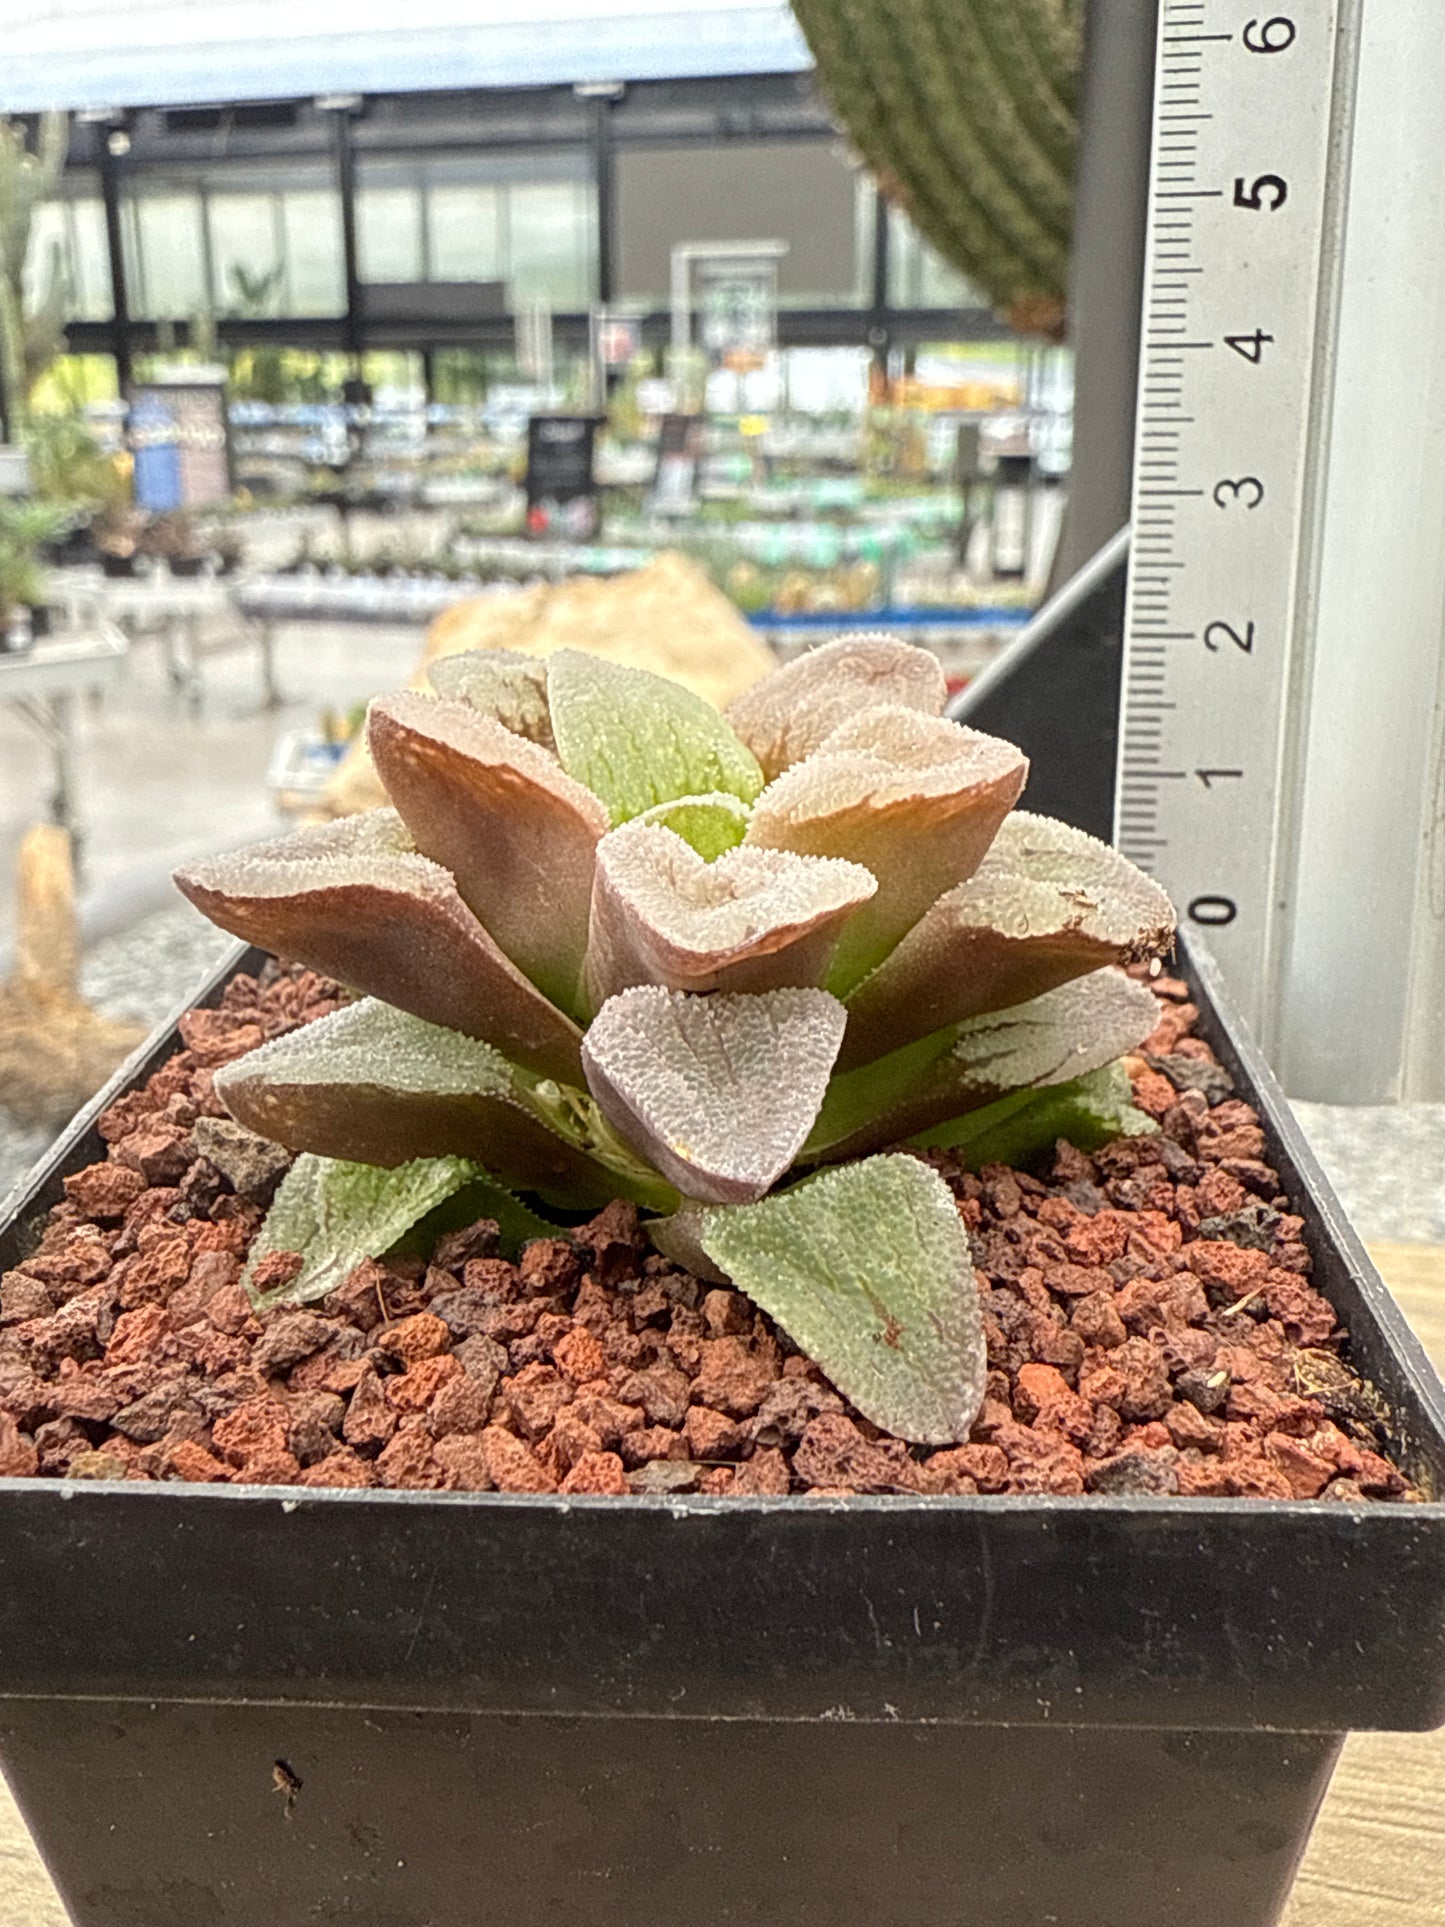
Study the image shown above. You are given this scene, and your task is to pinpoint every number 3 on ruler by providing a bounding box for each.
[1213,476,1265,508]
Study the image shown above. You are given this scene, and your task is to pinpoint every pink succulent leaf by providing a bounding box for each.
[215,997,621,1205]
[808,967,1160,1162]
[367,691,607,1015]
[427,650,555,750]
[173,810,585,1087]
[744,707,1027,994]
[580,985,847,1206]
[724,634,947,780]
[838,811,1177,1068]
[583,820,878,1011]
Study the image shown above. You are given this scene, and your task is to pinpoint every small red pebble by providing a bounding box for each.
[105,1305,170,1368]
[0,1412,39,1477]
[481,1425,557,1493]
[560,1450,630,1496]
[162,1438,229,1483]
[297,1450,376,1489]
[684,1406,747,1462]
[691,1336,777,1419]
[553,1326,606,1385]
[243,1249,303,1297]
[385,1354,462,1415]
[379,1311,451,1364]
[212,1400,288,1467]
[63,1163,146,1222]
[376,1421,449,1490]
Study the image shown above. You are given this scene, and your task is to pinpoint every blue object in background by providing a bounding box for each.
[131,391,182,512]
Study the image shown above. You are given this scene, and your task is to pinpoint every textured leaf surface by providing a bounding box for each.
[393,1172,560,1262]
[910,1062,1156,1166]
[746,707,1027,991]
[698,1154,987,1444]
[173,810,585,1086]
[646,1202,731,1285]
[632,791,750,860]
[809,968,1159,1161]
[216,999,618,1203]
[547,648,764,826]
[580,985,846,1205]
[245,1153,478,1311]
[838,810,1175,1067]
[428,649,555,748]
[725,634,947,779]
[585,821,877,1008]
[369,692,606,1013]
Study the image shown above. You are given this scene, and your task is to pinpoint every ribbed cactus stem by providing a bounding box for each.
[791,0,1081,328]
[0,111,70,427]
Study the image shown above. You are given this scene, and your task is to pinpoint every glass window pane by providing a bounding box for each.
[210,196,283,314]
[507,181,593,310]
[20,202,70,312]
[280,190,344,315]
[357,187,423,282]
[427,184,502,282]
[132,193,207,319]
[888,208,982,309]
[69,198,112,320]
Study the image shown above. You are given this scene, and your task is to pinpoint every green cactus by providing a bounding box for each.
[0,112,70,427]
[791,0,1082,326]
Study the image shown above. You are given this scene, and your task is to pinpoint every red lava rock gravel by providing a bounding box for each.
[0,962,1417,1502]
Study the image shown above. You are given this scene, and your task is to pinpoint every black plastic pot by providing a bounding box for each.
[0,937,1441,1927]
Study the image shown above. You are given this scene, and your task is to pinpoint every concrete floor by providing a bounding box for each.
[0,613,430,956]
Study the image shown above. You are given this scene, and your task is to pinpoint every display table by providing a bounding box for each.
[47,570,279,709]
[0,630,128,837]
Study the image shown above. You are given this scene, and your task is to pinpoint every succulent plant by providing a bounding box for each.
[176,637,1173,1444]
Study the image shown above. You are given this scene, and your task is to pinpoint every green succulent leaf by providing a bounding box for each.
[547,648,765,826]
[392,1171,562,1262]
[244,1152,480,1312]
[632,791,751,860]
[807,968,1159,1162]
[697,1154,987,1445]
[909,1062,1156,1168]
[427,649,555,748]
[215,997,622,1207]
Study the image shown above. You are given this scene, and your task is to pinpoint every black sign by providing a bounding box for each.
[651,413,704,515]
[525,415,599,540]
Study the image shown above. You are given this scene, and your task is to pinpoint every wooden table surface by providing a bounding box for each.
[0,1245,1441,1925]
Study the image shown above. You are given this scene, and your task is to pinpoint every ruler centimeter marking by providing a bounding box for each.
[1115,0,1342,1034]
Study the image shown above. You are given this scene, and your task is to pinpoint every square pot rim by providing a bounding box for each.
[1,934,1444,1735]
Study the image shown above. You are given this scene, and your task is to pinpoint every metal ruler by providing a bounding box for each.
[1114,0,1345,1041]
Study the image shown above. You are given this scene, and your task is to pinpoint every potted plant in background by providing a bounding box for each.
[90,503,146,577]
[142,508,208,577]
[0,639,1441,1927]
[0,498,67,649]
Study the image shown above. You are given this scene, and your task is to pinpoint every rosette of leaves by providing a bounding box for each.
[790,0,1081,327]
[176,637,1173,1445]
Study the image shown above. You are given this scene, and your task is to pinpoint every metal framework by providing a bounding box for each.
[51,73,1010,381]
